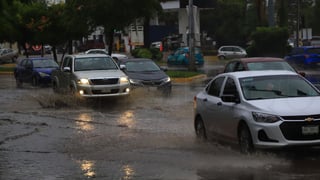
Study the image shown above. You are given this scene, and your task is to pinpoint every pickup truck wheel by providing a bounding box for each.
[70,86,77,95]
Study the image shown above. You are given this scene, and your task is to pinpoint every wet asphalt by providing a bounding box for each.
[1,60,320,179]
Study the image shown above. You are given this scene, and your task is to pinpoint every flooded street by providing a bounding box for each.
[1,74,320,180]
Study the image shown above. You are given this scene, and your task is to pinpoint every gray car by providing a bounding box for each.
[194,70,320,153]
[217,45,247,60]
[118,58,171,95]
[0,48,19,63]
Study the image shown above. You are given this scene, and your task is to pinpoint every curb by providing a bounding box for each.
[171,74,207,84]
[0,72,13,75]
[0,63,15,76]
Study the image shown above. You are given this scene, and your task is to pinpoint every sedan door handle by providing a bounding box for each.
[217,102,222,106]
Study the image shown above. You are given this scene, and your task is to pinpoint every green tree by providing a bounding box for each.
[0,0,19,44]
[82,0,161,56]
[214,0,248,47]
[311,0,320,35]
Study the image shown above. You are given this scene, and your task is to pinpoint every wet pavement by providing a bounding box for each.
[1,61,320,179]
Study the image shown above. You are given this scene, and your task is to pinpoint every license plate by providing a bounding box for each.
[302,125,319,135]
[100,89,110,93]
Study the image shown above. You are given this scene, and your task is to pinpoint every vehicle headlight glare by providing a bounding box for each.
[39,72,49,77]
[129,79,139,84]
[252,112,281,123]
[162,77,171,83]
[120,77,129,84]
[78,78,89,85]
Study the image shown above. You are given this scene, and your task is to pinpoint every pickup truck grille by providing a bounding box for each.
[90,78,119,85]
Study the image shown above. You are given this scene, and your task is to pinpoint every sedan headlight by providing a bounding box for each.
[161,77,171,83]
[252,112,281,123]
[38,72,49,77]
[78,78,90,85]
[120,77,129,84]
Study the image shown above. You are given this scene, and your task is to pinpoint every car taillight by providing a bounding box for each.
[185,53,189,58]
[193,96,197,108]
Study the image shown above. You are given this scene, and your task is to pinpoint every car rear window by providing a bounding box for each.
[247,62,295,72]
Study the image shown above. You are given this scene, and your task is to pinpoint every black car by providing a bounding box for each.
[14,57,59,87]
[118,58,172,94]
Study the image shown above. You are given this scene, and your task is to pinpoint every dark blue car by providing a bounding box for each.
[284,46,320,65]
[14,57,59,87]
[167,47,204,66]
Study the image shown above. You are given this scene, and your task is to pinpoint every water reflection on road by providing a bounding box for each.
[2,74,320,179]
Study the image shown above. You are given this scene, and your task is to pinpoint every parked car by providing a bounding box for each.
[167,47,204,66]
[223,57,304,75]
[150,41,162,51]
[194,70,320,153]
[85,49,128,61]
[0,48,19,63]
[284,46,320,66]
[118,58,171,94]
[217,46,247,60]
[14,57,59,87]
[51,54,130,97]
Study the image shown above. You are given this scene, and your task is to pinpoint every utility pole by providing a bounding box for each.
[268,0,275,27]
[296,0,300,47]
[188,0,196,71]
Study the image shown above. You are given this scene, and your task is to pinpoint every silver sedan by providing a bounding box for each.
[194,70,320,153]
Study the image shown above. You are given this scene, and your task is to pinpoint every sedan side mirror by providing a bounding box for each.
[63,67,71,72]
[160,66,168,71]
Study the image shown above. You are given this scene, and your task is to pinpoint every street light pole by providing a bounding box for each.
[296,0,300,47]
[188,0,196,71]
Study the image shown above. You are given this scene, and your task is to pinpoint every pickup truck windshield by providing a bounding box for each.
[74,57,118,71]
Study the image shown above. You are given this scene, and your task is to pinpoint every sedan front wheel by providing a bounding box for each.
[238,123,254,154]
[195,117,207,140]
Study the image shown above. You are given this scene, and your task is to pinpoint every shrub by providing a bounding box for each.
[150,48,163,61]
[131,48,152,59]
[247,27,289,57]
[131,48,163,60]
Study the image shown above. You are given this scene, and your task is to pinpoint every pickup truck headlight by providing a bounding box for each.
[120,77,129,84]
[252,112,281,123]
[78,78,90,85]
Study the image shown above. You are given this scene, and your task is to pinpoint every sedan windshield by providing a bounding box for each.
[125,61,160,72]
[75,57,118,71]
[33,59,59,68]
[240,75,320,100]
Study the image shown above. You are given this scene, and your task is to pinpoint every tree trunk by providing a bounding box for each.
[105,28,114,56]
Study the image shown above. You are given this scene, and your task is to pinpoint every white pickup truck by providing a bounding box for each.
[51,54,130,97]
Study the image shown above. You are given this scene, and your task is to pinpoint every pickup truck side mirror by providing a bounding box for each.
[119,64,126,70]
[63,67,71,72]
